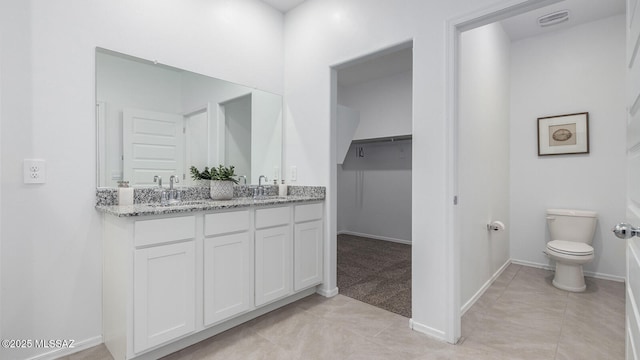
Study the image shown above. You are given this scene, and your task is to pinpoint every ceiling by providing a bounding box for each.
[260,0,306,13]
[500,0,626,41]
[261,0,625,86]
[337,47,413,87]
[260,0,626,40]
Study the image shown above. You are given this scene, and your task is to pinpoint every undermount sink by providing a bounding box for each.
[180,200,213,205]
[145,200,211,208]
[253,196,287,201]
[143,196,289,208]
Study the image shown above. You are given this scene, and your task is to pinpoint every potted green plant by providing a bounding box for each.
[190,165,239,200]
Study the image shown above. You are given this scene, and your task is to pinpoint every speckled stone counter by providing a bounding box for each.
[95,185,325,217]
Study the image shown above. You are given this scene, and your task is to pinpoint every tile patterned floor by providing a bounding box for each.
[62,264,625,360]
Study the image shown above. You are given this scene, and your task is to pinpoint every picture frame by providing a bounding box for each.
[537,112,589,156]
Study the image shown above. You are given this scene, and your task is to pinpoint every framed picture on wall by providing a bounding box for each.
[537,112,589,156]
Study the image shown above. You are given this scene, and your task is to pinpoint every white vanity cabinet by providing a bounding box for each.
[134,241,196,353]
[203,210,253,326]
[133,217,197,353]
[254,206,293,306]
[102,200,324,360]
[294,203,324,291]
[103,215,197,360]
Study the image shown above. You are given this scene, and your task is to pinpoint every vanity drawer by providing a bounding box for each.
[294,203,323,223]
[204,210,250,236]
[135,216,196,247]
[255,206,290,229]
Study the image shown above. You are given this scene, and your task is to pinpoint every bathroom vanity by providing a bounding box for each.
[93,47,321,359]
[97,191,324,360]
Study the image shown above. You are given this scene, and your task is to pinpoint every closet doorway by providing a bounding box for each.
[335,45,413,318]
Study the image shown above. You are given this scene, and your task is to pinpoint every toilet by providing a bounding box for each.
[544,208,598,292]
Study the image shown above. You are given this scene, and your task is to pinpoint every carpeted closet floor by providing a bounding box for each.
[337,234,411,318]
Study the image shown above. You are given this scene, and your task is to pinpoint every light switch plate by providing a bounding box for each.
[290,166,297,181]
[24,159,46,184]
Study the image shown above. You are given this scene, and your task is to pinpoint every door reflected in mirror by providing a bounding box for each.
[95,48,282,187]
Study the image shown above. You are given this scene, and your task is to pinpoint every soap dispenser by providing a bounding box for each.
[117,180,134,206]
[279,179,288,197]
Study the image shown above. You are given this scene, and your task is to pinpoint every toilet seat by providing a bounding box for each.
[547,240,593,256]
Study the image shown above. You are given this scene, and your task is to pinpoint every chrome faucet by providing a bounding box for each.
[154,175,168,205]
[238,175,247,185]
[154,175,181,206]
[166,175,181,205]
[153,175,162,188]
[255,175,268,198]
[169,175,179,190]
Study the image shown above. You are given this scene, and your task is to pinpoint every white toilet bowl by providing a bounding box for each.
[545,240,594,292]
[545,209,598,292]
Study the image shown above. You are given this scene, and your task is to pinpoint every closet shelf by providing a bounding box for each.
[351,134,412,144]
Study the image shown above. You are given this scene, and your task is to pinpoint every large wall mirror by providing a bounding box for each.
[96,48,282,188]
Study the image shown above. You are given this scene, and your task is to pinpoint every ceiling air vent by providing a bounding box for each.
[537,10,570,27]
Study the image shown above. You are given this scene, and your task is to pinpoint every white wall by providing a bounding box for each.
[251,91,283,184]
[224,95,252,181]
[0,0,5,345]
[1,2,39,359]
[0,1,283,359]
[284,0,509,340]
[510,15,627,279]
[339,70,412,140]
[459,23,511,309]
[184,110,210,182]
[337,140,412,243]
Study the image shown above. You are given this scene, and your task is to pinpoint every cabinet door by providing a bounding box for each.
[294,220,324,291]
[204,232,253,326]
[255,225,292,306]
[134,241,195,353]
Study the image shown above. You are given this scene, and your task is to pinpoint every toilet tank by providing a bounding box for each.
[546,209,598,244]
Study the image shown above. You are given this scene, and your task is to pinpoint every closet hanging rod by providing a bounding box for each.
[351,134,412,145]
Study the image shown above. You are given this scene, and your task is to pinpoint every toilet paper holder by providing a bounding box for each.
[487,221,505,232]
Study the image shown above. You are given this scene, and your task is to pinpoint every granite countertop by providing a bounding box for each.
[96,194,325,217]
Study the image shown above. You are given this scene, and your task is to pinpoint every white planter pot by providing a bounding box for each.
[210,180,234,200]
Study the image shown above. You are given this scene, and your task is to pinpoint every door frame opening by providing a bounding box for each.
[445,0,563,343]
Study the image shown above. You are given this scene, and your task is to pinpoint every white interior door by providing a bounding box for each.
[123,108,184,186]
[623,0,640,358]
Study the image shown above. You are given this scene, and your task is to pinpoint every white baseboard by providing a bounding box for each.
[409,319,447,342]
[337,230,411,245]
[316,286,339,297]
[26,335,103,360]
[511,259,626,283]
[510,259,555,273]
[460,259,511,315]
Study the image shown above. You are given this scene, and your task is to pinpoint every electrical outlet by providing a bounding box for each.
[290,166,297,182]
[24,159,46,184]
